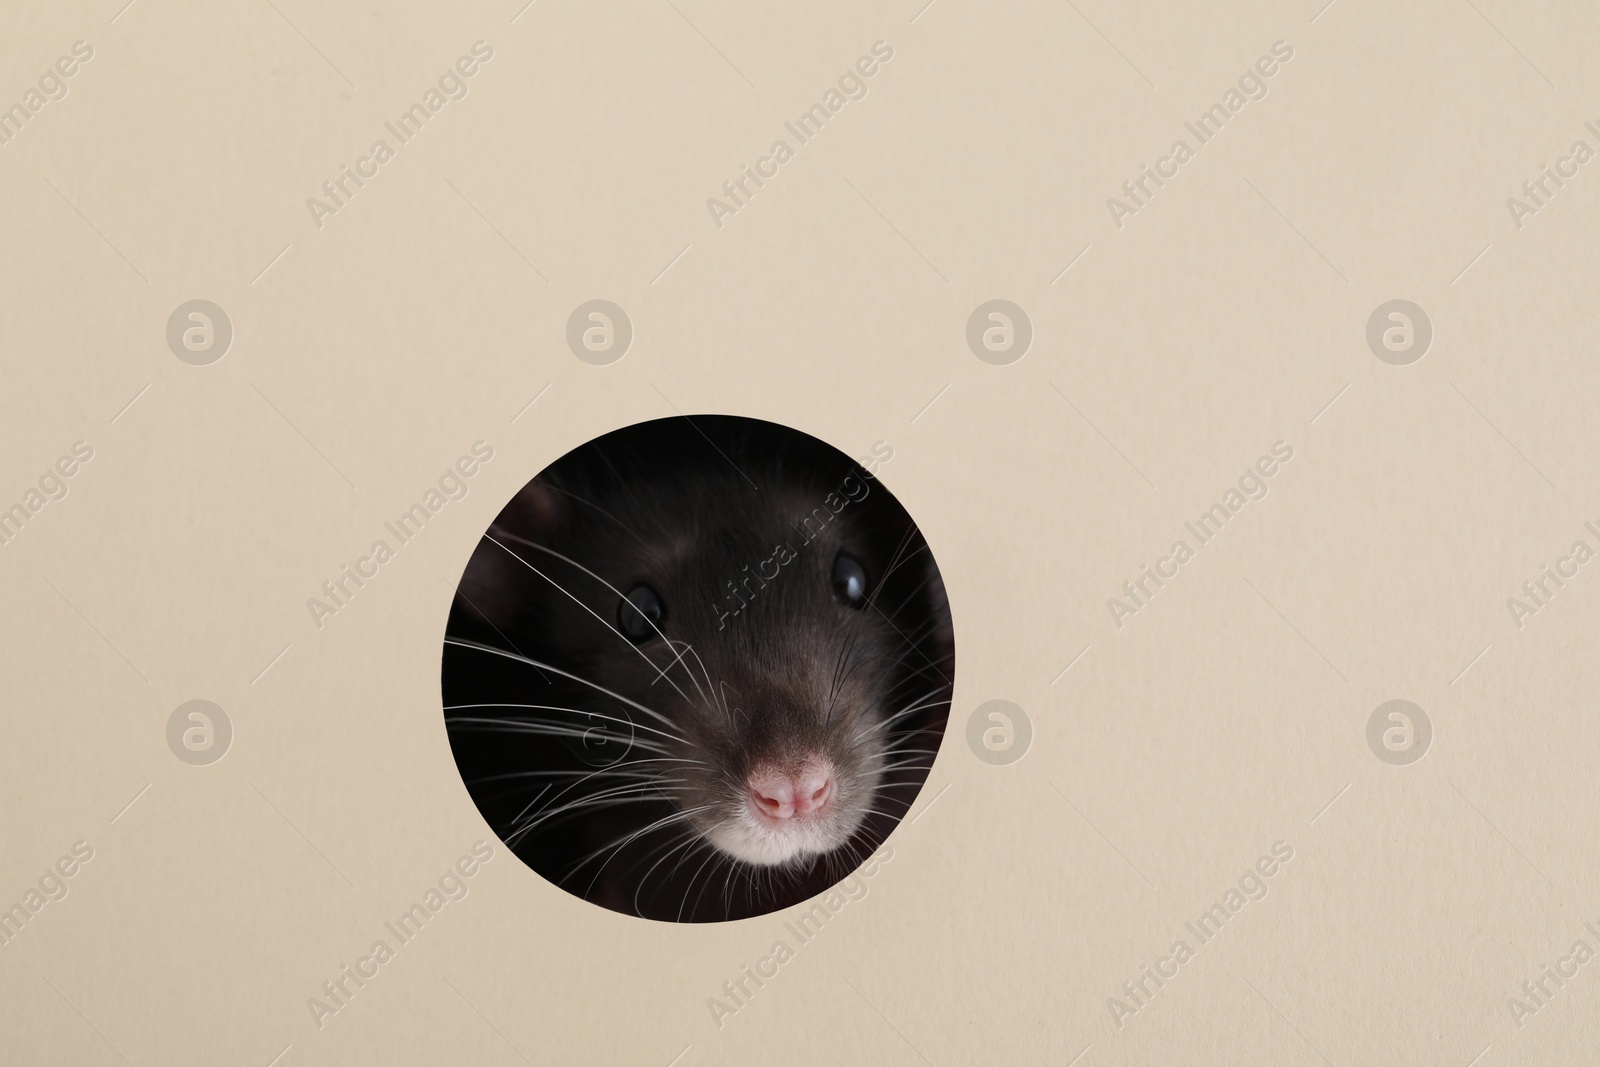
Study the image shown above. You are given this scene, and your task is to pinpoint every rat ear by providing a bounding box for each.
[455,477,566,630]
[494,476,565,541]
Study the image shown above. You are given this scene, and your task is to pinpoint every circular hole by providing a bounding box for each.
[441,416,954,921]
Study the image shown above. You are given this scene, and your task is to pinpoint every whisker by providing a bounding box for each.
[446,719,674,758]
[454,585,552,685]
[446,704,688,747]
[852,695,952,743]
[629,829,707,914]
[468,757,700,787]
[485,534,694,705]
[570,804,721,894]
[509,763,692,837]
[506,783,553,830]
[506,789,682,846]
[444,638,685,736]
[662,637,719,716]
[489,531,714,708]
[564,813,705,890]
[678,843,725,923]
[865,601,952,689]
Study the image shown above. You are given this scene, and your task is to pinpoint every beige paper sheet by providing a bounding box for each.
[2,1,1597,1063]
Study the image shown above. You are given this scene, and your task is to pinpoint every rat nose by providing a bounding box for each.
[749,768,834,820]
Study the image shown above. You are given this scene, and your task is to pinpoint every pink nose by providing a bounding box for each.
[749,768,834,820]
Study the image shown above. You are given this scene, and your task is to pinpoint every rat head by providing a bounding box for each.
[599,478,903,867]
[450,417,951,889]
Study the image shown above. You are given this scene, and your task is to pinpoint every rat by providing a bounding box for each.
[441,415,953,922]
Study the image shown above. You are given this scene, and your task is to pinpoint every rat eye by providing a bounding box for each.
[618,583,664,642]
[832,552,868,608]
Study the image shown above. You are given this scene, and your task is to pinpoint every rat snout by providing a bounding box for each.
[706,751,871,864]
[748,764,834,821]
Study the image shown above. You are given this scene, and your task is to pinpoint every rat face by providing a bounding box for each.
[549,503,901,865]
[444,417,952,920]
